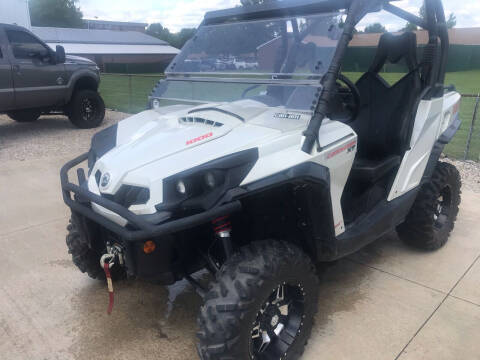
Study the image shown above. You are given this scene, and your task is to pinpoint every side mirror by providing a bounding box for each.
[55,45,66,64]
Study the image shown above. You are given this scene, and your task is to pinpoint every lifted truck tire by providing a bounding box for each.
[66,212,125,280]
[7,109,41,123]
[197,240,319,360]
[398,162,461,250]
[68,89,105,129]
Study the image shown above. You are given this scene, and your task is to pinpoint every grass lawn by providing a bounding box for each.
[99,70,480,160]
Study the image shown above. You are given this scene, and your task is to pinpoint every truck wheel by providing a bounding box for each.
[197,240,319,360]
[7,109,41,123]
[66,212,124,280]
[398,162,461,250]
[68,90,105,129]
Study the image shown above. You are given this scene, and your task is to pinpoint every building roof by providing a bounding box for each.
[83,19,148,27]
[31,26,167,46]
[45,43,179,55]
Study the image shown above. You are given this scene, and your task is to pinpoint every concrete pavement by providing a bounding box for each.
[1,156,479,360]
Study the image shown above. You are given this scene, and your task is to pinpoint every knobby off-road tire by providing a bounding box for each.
[197,240,319,360]
[68,89,105,129]
[66,212,124,280]
[7,109,41,122]
[398,162,461,250]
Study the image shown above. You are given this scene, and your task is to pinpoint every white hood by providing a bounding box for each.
[88,100,311,222]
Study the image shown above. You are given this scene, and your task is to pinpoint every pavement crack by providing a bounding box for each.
[346,258,447,295]
[448,294,480,308]
[0,216,68,238]
[394,254,480,360]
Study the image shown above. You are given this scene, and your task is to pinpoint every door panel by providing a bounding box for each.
[7,30,66,109]
[0,39,14,110]
[388,97,445,201]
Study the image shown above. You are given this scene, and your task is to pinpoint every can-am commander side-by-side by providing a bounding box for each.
[60,0,462,358]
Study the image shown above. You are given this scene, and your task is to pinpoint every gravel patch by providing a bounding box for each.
[0,110,130,162]
[442,156,480,193]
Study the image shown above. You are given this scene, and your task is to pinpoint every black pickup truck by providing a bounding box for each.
[0,24,105,128]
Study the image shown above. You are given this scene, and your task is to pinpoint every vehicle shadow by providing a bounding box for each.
[0,115,74,137]
[68,274,207,360]
[0,114,121,137]
[66,237,403,360]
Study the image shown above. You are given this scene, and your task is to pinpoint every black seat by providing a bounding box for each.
[350,32,422,183]
[350,156,401,183]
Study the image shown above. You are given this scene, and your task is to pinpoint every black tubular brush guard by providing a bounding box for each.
[60,152,242,242]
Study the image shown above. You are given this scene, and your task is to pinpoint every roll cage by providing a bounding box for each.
[203,0,449,154]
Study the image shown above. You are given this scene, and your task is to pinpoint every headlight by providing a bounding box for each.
[159,149,258,212]
[176,180,187,194]
[204,171,217,189]
[151,98,161,109]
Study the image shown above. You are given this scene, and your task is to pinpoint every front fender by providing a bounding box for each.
[64,69,100,103]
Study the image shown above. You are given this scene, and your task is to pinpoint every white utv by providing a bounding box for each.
[61,0,462,358]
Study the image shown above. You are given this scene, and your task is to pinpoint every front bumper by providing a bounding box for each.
[60,152,242,242]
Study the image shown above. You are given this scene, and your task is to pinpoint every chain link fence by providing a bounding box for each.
[99,73,480,162]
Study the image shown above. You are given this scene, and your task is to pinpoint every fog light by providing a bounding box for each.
[204,172,216,188]
[152,99,161,109]
[143,240,156,254]
[176,180,186,194]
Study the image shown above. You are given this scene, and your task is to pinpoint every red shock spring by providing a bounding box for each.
[212,215,233,258]
[212,215,232,235]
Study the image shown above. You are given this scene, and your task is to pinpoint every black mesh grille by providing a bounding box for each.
[103,185,150,208]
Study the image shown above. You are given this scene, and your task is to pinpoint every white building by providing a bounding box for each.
[0,0,31,28]
[0,0,179,72]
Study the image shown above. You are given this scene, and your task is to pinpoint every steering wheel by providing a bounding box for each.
[241,84,261,99]
[330,74,361,123]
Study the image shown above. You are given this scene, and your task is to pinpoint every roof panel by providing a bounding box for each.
[46,42,180,55]
[32,27,167,46]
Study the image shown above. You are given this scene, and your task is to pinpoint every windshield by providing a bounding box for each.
[151,13,342,112]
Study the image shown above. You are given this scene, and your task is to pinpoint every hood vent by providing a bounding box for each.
[179,116,224,127]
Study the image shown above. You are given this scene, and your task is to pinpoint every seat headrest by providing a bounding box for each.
[369,32,418,73]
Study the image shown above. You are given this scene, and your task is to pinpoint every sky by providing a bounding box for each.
[79,0,480,32]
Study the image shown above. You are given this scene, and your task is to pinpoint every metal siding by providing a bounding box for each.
[32,27,168,46]
[46,43,180,55]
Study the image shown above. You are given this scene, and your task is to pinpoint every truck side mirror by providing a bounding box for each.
[55,45,66,64]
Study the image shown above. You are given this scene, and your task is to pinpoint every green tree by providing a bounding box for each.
[172,28,197,49]
[446,13,456,29]
[420,4,456,28]
[29,0,83,28]
[402,22,418,32]
[364,23,387,33]
[147,24,196,49]
[419,4,426,19]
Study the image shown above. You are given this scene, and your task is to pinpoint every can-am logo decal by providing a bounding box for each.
[186,132,213,146]
[274,113,301,120]
[327,140,357,159]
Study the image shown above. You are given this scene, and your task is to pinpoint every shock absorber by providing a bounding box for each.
[212,215,233,259]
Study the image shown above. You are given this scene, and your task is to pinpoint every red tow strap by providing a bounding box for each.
[103,262,114,315]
